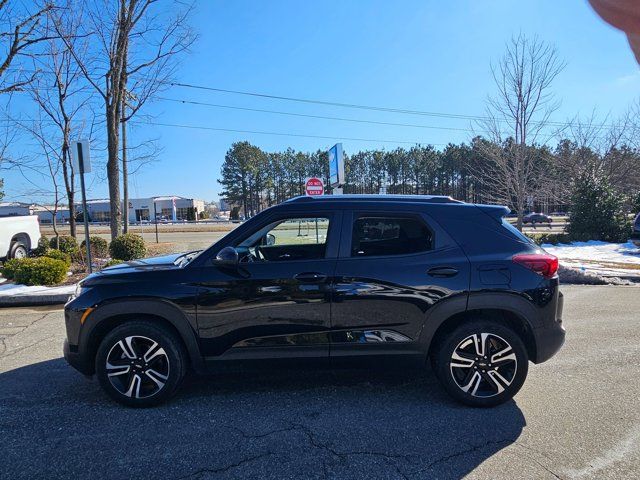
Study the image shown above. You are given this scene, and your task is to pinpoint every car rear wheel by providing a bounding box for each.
[432,321,528,407]
[9,242,28,259]
[95,321,188,407]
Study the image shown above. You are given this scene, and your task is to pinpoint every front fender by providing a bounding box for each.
[76,297,205,375]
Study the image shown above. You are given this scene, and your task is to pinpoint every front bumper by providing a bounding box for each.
[63,339,93,376]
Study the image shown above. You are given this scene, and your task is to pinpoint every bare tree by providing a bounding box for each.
[27,1,94,238]
[477,34,565,229]
[56,0,195,239]
[0,0,54,93]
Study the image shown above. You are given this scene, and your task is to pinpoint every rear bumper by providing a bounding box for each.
[533,290,565,363]
[63,339,93,376]
[533,322,565,363]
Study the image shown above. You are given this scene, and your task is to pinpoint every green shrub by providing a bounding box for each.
[109,233,146,261]
[50,235,79,254]
[527,233,571,245]
[568,175,632,243]
[9,257,68,286]
[102,259,124,269]
[1,258,21,280]
[80,236,109,258]
[33,235,49,256]
[43,249,72,267]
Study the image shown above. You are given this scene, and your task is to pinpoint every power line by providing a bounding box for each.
[168,81,613,129]
[155,96,474,133]
[135,120,447,146]
[169,81,488,122]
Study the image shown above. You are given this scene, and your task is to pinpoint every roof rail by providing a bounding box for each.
[286,194,463,204]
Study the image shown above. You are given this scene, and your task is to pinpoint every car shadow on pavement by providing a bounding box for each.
[1,358,526,480]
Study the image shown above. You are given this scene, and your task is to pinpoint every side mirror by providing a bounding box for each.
[214,246,239,267]
[266,233,276,246]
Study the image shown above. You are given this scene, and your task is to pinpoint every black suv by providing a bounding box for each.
[64,195,565,407]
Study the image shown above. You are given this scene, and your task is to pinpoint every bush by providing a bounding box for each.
[33,235,49,256]
[632,192,640,214]
[527,233,571,245]
[1,258,21,280]
[568,175,632,243]
[80,236,109,258]
[8,257,68,286]
[109,233,146,261]
[50,235,79,254]
[43,249,72,267]
[102,259,124,269]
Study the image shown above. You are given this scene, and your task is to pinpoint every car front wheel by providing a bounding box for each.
[432,321,528,407]
[95,321,188,407]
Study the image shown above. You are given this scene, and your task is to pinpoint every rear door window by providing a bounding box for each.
[351,216,433,257]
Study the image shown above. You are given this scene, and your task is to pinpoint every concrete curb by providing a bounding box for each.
[0,293,70,308]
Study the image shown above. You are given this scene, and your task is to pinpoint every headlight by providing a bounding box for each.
[74,283,91,298]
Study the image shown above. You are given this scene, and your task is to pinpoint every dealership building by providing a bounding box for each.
[0,196,205,223]
[81,196,205,222]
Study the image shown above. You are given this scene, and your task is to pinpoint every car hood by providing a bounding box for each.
[104,253,183,271]
[79,252,196,288]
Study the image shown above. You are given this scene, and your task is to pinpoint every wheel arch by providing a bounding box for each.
[79,298,205,375]
[10,232,31,253]
[420,293,539,362]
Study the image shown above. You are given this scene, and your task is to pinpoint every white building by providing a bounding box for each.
[77,196,205,223]
[1,196,205,224]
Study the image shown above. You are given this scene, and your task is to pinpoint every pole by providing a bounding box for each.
[78,143,92,273]
[153,200,159,243]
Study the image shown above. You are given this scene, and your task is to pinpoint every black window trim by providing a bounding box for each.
[339,210,436,260]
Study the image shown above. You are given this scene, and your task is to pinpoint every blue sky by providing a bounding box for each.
[4,0,640,203]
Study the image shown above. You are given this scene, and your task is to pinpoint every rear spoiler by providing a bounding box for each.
[474,204,511,222]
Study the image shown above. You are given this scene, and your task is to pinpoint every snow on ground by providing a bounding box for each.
[542,241,640,279]
[0,281,75,297]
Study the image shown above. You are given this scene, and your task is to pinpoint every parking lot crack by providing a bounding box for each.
[406,437,517,477]
[175,452,275,479]
[513,442,565,480]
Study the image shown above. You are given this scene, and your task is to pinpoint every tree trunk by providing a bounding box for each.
[122,98,129,233]
[106,107,122,240]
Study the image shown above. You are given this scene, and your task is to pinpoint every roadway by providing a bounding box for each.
[1,285,639,479]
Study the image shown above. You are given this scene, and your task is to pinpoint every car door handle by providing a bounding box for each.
[294,272,327,283]
[427,267,459,278]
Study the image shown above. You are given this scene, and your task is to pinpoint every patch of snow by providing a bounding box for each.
[0,281,76,297]
[542,241,640,281]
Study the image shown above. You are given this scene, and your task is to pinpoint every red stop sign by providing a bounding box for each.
[305,177,324,196]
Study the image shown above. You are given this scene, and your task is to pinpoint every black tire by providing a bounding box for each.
[9,242,28,259]
[95,321,188,407]
[432,321,528,407]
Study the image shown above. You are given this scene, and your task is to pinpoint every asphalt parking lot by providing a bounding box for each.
[1,285,639,479]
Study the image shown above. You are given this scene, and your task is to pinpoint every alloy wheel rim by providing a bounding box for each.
[449,333,517,398]
[105,335,170,399]
[14,247,26,258]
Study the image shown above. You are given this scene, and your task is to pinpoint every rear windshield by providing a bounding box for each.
[501,219,535,245]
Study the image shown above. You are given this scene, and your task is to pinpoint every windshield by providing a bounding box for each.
[173,250,202,267]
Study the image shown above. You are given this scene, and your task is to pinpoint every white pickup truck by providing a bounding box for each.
[0,215,41,259]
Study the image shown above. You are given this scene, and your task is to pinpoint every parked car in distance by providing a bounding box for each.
[523,213,553,226]
[631,213,640,247]
[64,195,565,408]
[0,215,41,260]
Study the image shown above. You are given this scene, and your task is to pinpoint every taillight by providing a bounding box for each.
[513,253,559,278]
